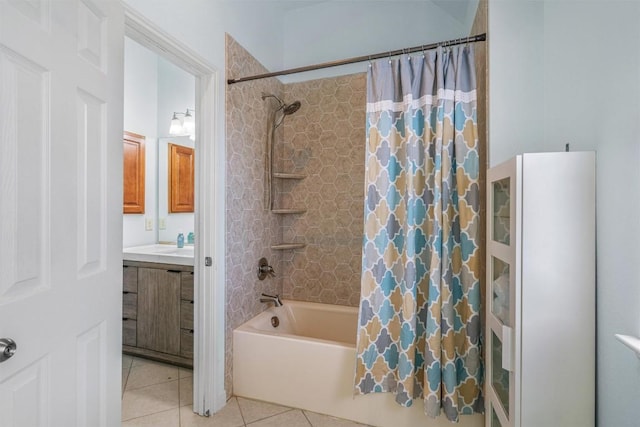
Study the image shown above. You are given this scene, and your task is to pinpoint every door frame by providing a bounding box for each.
[123,5,226,415]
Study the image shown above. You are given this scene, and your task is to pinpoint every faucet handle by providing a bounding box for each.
[257,257,275,280]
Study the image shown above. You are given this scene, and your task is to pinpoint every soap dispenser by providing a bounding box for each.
[177,231,184,248]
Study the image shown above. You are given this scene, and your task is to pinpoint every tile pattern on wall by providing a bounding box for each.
[277,74,366,307]
[225,34,284,397]
[470,0,488,341]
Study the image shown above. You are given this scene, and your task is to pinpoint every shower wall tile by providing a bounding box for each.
[225,34,283,397]
[470,0,488,345]
[277,73,367,307]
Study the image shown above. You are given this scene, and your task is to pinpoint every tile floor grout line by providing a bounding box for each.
[124,376,180,392]
[245,408,295,426]
[177,375,182,427]
[236,397,248,427]
[301,409,313,426]
[123,407,178,425]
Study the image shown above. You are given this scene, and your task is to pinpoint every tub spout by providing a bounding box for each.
[260,293,283,307]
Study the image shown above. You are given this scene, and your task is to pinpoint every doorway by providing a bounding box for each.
[123,4,225,416]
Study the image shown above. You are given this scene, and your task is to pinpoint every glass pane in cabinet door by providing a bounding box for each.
[493,178,511,245]
[492,257,510,326]
[492,407,503,427]
[491,331,510,417]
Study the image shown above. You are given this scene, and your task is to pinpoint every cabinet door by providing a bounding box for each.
[486,157,521,427]
[137,268,181,354]
[168,143,194,213]
[123,132,146,214]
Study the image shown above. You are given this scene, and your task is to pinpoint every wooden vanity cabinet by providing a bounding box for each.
[122,265,138,347]
[122,261,194,367]
[179,271,195,358]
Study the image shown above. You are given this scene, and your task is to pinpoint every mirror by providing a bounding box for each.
[123,36,195,248]
[158,136,195,243]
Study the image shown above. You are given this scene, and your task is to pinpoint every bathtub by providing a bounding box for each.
[233,300,482,427]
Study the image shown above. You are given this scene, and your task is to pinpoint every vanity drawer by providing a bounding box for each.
[123,318,137,346]
[181,271,194,300]
[123,265,138,293]
[180,300,194,330]
[180,329,193,358]
[123,292,137,320]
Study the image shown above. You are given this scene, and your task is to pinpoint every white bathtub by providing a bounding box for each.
[233,300,482,427]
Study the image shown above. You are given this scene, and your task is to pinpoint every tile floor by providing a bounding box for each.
[122,355,371,427]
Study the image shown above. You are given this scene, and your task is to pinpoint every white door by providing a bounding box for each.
[0,0,124,426]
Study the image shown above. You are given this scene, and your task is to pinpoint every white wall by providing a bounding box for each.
[488,0,545,166]
[489,1,640,425]
[282,1,471,82]
[156,57,196,243]
[123,0,286,82]
[123,38,197,247]
[157,57,195,139]
[123,37,158,247]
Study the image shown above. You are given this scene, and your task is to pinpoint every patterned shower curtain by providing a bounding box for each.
[354,46,482,422]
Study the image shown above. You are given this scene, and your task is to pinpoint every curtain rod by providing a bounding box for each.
[227,33,486,85]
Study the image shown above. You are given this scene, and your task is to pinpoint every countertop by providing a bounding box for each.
[123,244,194,266]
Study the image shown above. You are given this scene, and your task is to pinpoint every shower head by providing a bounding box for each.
[282,101,301,116]
[262,92,301,127]
[261,92,284,107]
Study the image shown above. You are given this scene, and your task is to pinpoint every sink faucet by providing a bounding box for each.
[260,293,283,307]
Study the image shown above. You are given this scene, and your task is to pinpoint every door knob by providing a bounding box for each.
[0,338,17,362]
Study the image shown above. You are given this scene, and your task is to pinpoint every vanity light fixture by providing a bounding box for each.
[169,112,183,135]
[168,108,196,140]
[182,109,195,135]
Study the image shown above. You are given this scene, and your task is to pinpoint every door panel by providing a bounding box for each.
[76,88,107,277]
[76,322,107,427]
[0,45,50,302]
[0,0,124,426]
[137,268,181,354]
[0,357,48,427]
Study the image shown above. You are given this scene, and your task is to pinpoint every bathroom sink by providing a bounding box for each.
[123,244,195,265]
[148,246,194,255]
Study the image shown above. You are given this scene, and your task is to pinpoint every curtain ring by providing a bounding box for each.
[388,51,392,65]
[421,45,426,58]
[368,55,372,68]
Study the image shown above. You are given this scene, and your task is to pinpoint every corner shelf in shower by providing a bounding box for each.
[271,243,306,250]
[271,209,307,214]
[273,172,306,180]
[270,172,306,250]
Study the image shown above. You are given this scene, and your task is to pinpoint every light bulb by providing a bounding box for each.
[183,109,195,136]
[169,113,183,135]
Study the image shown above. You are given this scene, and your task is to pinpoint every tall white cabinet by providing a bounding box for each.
[486,152,596,427]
